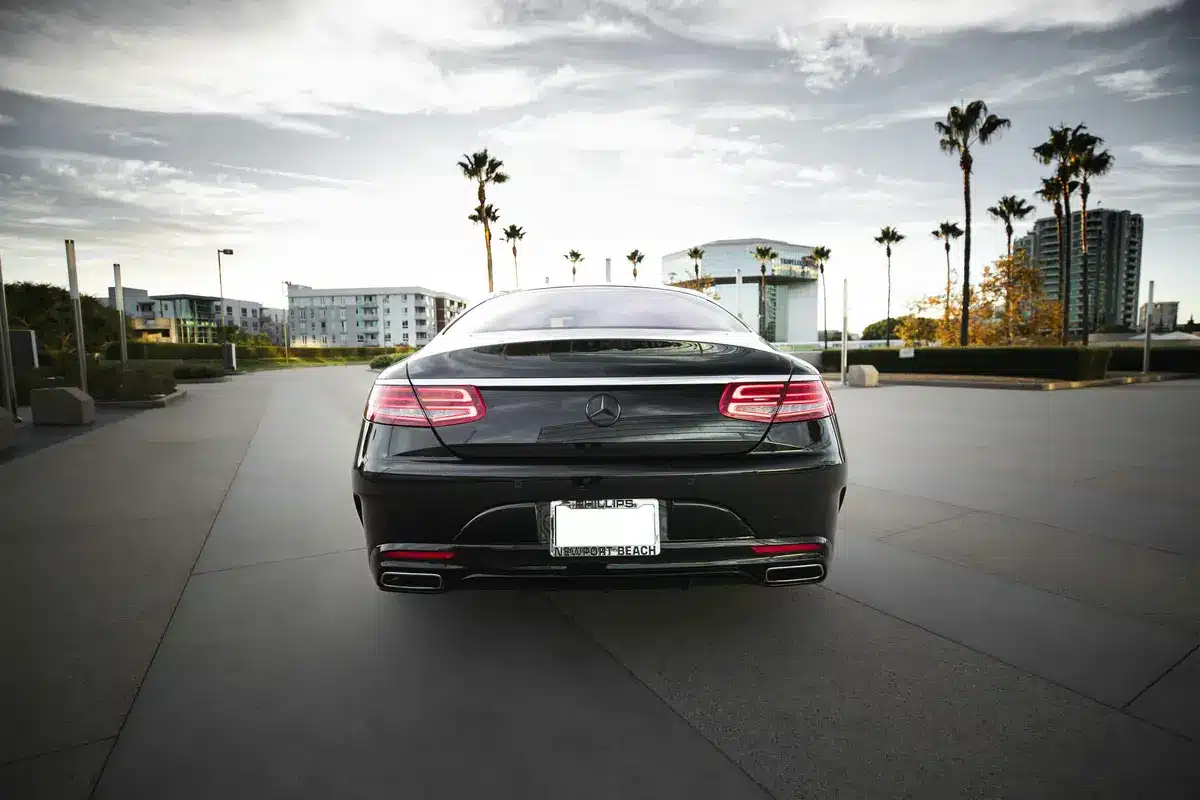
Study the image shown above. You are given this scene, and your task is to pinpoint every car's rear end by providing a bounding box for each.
[351,285,847,593]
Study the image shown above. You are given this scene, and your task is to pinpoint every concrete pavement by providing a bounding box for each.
[1,366,1197,799]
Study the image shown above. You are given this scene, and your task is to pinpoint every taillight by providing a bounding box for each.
[365,384,486,427]
[752,543,825,555]
[719,381,832,423]
[380,549,455,561]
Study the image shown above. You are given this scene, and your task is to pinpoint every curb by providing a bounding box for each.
[96,389,189,409]
[875,373,1195,391]
[175,376,231,384]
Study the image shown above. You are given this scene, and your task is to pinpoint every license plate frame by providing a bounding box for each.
[549,499,661,558]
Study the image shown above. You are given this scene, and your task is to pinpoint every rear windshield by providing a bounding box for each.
[445,287,749,335]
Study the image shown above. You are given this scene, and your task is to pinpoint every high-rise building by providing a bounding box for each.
[285,285,468,348]
[1015,209,1143,332]
[661,238,819,342]
[1139,300,1179,331]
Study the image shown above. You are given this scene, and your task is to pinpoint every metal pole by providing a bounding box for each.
[1142,280,1154,374]
[114,263,128,366]
[217,249,226,347]
[65,240,88,394]
[841,279,849,384]
[735,269,743,320]
[0,252,21,419]
[283,281,290,365]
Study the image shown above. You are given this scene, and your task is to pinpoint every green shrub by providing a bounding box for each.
[1102,346,1200,373]
[819,347,1110,381]
[105,341,416,362]
[369,352,411,369]
[174,364,225,380]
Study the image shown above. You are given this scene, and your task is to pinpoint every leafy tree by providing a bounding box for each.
[873,226,906,347]
[626,249,645,281]
[902,254,1062,346]
[501,224,525,288]
[935,101,1011,345]
[753,245,778,338]
[987,195,1037,344]
[1036,173,1076,345]
[862,316,936,342]
[458,150,509,293]
[3,281,122,356]
[564,250,584,283]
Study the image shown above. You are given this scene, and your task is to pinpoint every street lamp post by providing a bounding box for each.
[216,248,233,346]
[283,281,291,365]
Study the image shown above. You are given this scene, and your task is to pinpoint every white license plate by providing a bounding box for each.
[549,499,660,557]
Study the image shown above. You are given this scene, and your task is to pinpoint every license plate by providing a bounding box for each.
[549,499,660,557]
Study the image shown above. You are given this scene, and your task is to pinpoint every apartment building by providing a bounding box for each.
[106,288,273,343]
[285,285,468,348]
[1139,300,1180,331]
[1015,208,1143,332]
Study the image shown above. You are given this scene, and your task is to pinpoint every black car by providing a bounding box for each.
[352,284,847,593]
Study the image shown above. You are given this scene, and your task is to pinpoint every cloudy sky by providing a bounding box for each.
[1,0,1197,331]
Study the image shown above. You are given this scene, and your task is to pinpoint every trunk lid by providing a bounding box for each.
[402,336,803,461]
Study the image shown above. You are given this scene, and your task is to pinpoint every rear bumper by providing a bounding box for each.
[353,443,847,593]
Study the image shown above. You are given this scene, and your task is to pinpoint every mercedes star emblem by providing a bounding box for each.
[584,394,622,427]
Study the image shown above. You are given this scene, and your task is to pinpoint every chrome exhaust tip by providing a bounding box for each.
[380,571,444,591]
[764,563,825,585]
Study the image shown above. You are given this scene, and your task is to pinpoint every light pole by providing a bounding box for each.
[216,248,233,346]
[283,280,291,365]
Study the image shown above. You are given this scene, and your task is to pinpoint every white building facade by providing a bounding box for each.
[661,238,819,343]
[285,284,468,348]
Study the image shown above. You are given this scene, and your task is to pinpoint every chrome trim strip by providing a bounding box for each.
[379,374,820,387]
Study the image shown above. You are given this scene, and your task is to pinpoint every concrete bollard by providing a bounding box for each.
[0,405,14,450]
[847,364,880,388]
[30,386,95,426]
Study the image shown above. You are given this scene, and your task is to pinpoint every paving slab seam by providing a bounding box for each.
[190,546,367,576]
[1121,643,1200,716]
[872,510,978,540]
[549,600,778,800]
[847,479,1194,558]
[86,399,269,800]
[815,582,1199,745]
[0,736,117,770]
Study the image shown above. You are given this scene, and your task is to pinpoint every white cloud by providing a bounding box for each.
[107,131,166,148]
[698,106,822,122]
[1129,144,1200,167]
[778,31,877,92]
[0,114,13,125]
[1095,67,1190,101]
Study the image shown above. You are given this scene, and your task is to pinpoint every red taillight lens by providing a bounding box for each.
[380,549,455,561]
[752,543,825,555]
[719,381,832,423]
[365,385,485,427]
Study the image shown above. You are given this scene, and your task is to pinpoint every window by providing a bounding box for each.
[446,287,749,335]
[321,335,328,344]
[226,305,233,314]
[252,308,258,317]
[357,334,364,343]
[241,307,247,316]
[384,334,391,342]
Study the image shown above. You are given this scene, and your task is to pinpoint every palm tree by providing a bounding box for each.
[808,246,832,350]
[1034,124,1089,342]
[501,224,525,288]
[457,150,509,293]
[1037,176,1070,344]
[935,101,1011,345]
[987,195,1037,344]
[931,222,963,330]
[564,250,584,283]
[874,227,906,347]
[753,245,778,339]
[686,246,705,282]
[1077,140,1114,345]
[467,204,500,289]
[626,250,645,281]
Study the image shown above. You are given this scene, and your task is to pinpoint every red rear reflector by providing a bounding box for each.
[752,543,825,555]
[365,385,485,427]
[381,549,455,561]
[719,381,832,423]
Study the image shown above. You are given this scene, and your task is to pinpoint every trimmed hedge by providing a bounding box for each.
[1102,346,1200,374]
[14,363,177,403]
[819,347,1111,381]
[174,363,225,380]
[106,341,414,362]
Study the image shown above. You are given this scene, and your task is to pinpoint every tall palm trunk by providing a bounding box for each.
[1054,209,1066,345]
[1005,226,1014,345]
[1061,194,1073,344]
[1080,192,1091,346]
[886,245,893,348]
[511,245,519,288]
[821,267,828,351]
[960,161,972,346]
[478,184,494,293]
[944,242,952,330]
[694,262,700,282]
[760,266,767,338]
